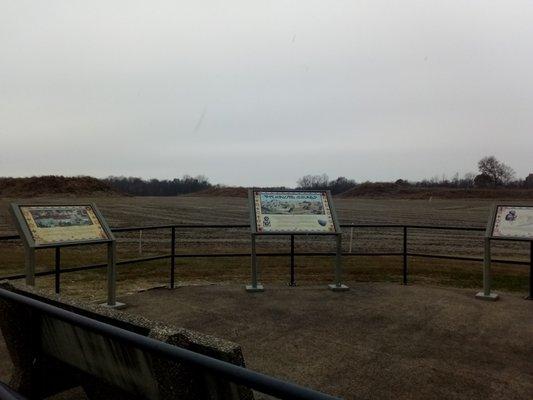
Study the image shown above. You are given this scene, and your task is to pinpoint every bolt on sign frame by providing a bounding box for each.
[247,189,349,292]
[476,204,533,301]
[9,203,123,307]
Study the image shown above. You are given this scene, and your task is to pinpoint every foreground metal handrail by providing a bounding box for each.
[0,381,26,400]
[0,288,340,400]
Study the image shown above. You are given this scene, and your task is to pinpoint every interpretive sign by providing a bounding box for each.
[15,205,110,247]
[251,191,339,234]
[490,205,533,240]
[10,203,121,307]
[247,189,347,293]
[477,204,533,302]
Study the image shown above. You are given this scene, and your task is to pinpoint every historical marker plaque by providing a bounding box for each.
[18,205,110,246]
[477,204,533,301]
[251,190,339,234]
[10,203,120,307]
[247,189,347,292]
[491,205,533,240]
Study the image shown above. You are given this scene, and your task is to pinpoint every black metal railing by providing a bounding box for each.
[0,287,340,400]
[0,381,26,400]
[0,223,531,293]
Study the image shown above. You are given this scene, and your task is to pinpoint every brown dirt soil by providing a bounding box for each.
[185,183,533,199]
[190,186,250,197]
[190,186,293,198]
[337,182,533,199]
[188,184,533,200]
[0,176,121,197]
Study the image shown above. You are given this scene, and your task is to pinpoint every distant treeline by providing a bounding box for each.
[103,175,211,196]
[297,173,533,194]
[297,156,533,193]
[2,156,530,198]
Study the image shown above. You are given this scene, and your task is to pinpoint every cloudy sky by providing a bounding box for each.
[1,1,532,186]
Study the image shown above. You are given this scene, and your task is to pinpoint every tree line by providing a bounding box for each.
[297,156,533,193]
[103,175,211,196]
[102,156,532,196]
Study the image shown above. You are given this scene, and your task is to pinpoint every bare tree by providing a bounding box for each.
[477,156,515,186]
[525,174,533,188]
[329,176,357,194]
[462,172,476,188]
[296,174,329,189]
[104,175,211,196]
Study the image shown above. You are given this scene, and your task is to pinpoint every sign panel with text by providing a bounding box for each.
[491,205,533,240]
[251,190,339,234]
[11,204,112,248]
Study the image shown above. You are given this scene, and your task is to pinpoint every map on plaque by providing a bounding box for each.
[19,205,109,246]
[253,191,337,233]
[492,206,533,239]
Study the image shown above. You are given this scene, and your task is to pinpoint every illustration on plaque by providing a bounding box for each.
[19,205,109,245]
[260,194,324,215]
[492,206,533,239]
[254,191,336,233]
[29,207,94,228]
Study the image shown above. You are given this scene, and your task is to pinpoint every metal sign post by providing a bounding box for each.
[289,235,296,286]
[24,246,35,286]
[476,237,499,301]
[328,233,349,291]
[514,240,533,300]
[105,241,121,307]
[246,234,264,292]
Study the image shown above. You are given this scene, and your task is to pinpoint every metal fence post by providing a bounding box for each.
[403,226,408,285]
[102,240,125,308]
[25,248,35,286]
[526,241,533,300]
[107,241,116,306]
[138,230,143,255]
[484,238,492,296]
[289,235,295,286]
[476,237,499,301]
[349,226,354,253]
[328,234,349,291]
[55,247,61,294]
[170,227,176,289]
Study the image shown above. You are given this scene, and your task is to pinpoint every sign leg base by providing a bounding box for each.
[475,292,499,301]
[245,284,264,293]
[100,301,127,309]
[328,284,349,292]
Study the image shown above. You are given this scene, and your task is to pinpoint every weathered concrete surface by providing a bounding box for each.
[121,283,533,400]
[0,281,253,400]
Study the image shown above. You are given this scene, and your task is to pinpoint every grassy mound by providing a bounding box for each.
[189,186,249,197]
[0,176,121,197]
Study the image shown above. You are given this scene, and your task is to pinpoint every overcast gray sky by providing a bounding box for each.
[1,1,532,186]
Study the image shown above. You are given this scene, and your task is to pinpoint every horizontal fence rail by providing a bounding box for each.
[0,223,531,287]
[0,288,340,400]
